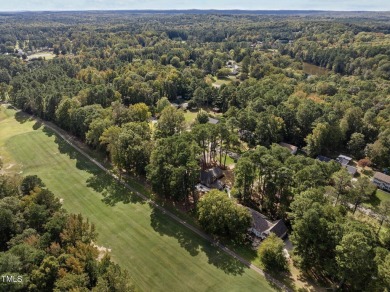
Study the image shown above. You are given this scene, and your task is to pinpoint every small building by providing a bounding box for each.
[316,155,332,163]
[208,117,220,125]
[181,103,189,110]
[279,142,298,155]
[373,172,390,192]
[346,165,357,176]
[200,167,224,190]
[336,155,352,167]
[247,208,288,240]
[212,107,220,113]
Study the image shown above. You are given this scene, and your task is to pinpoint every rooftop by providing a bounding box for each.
[279,142,298,154]
[316,155,332,163]
[208,117,220,124]
[374,172,390,184]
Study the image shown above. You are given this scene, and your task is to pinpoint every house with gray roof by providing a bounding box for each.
[373,172,390,192]
[247,208,288,240]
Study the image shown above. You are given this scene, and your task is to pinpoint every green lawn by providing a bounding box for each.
[363,188,390,209]
[183,110,198,125]
[0,106,274,292]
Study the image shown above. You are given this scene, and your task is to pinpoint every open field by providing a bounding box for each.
[28,51,56,60]
[0,106,275,292]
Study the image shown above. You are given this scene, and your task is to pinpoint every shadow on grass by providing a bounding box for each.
[86,173,144,206]
[365,194,381,208]
[150,207,246,276]
[14,111,34,124]
[33,120,43,130]
[40,125,144,206]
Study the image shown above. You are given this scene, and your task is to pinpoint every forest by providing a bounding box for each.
[0,11,390,291]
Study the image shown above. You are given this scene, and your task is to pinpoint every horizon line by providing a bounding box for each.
[0,9,389,13]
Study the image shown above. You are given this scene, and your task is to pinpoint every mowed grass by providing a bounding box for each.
[0,107,274,292]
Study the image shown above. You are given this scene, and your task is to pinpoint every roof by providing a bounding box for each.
[200,167,224,187]
[268,220,288,238]
[247,208,273,234]
[336,155,352,166]
[247,208,288,238]
[316,155,332,162]
[346,165,357,176]
[208,117,220,124]
[374,172,390,184]
[279,142,298,154]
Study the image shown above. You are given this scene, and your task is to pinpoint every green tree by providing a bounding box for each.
[155,106,185,138]
[330,168,351,205]
[20,175,45,195]
[197,190,251,240]
[347,132,366,159]
[336,231,376,290]
[349,176,376,214]
[258,233,288,272]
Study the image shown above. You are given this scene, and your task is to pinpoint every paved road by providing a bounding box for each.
[2,104,291,291]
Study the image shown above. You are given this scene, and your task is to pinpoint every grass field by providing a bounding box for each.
[0,106,275,292]
[28,51,56,60]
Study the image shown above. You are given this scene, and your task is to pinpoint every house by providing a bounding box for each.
[279,142,298,155]
[346,165,357,176]
[373,172,390,192]
[336,155,352,167]
[208,117,220,125]
[316,155,332,163]
[200,167,224,190]
[247,208,288,240]
[181,103,189,110]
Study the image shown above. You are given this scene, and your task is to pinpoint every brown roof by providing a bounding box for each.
[279,142,298,154]
[374,172,390,184]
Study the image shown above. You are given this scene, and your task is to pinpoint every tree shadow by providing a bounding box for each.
[150,207,246,275]
[86,173,144,206]
[32,120,42,130]
[14,111,33,124]
[40,125,144,207]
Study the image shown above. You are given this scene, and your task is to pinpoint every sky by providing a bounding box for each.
[0,0,389,12]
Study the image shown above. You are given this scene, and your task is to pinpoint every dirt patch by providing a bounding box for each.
[92,242,112,261]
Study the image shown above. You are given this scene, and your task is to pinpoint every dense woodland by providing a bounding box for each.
[1,11,390,290]
[0,163,135,291]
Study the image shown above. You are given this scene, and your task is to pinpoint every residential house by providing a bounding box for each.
[373,172,390,192]
[247,208,288,240]
[336,155,352,167]
[200,167,224,190]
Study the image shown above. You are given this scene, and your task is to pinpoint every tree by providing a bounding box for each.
[234,157,255,202]
[20,175,45,195]
[330,168,351,205]
[258,233,288,272]
[128,103,151,122]
[155,106,185,138]
[377,201,390,234]
[146,133,200,202]
[197,190,251,241]
[357,158,371,169]
[349,176,376,214]
[336,231,376,290]
[347,132,366,159]
[156,97,170,113]
[290,189,342,274]
[195,110,209,124]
